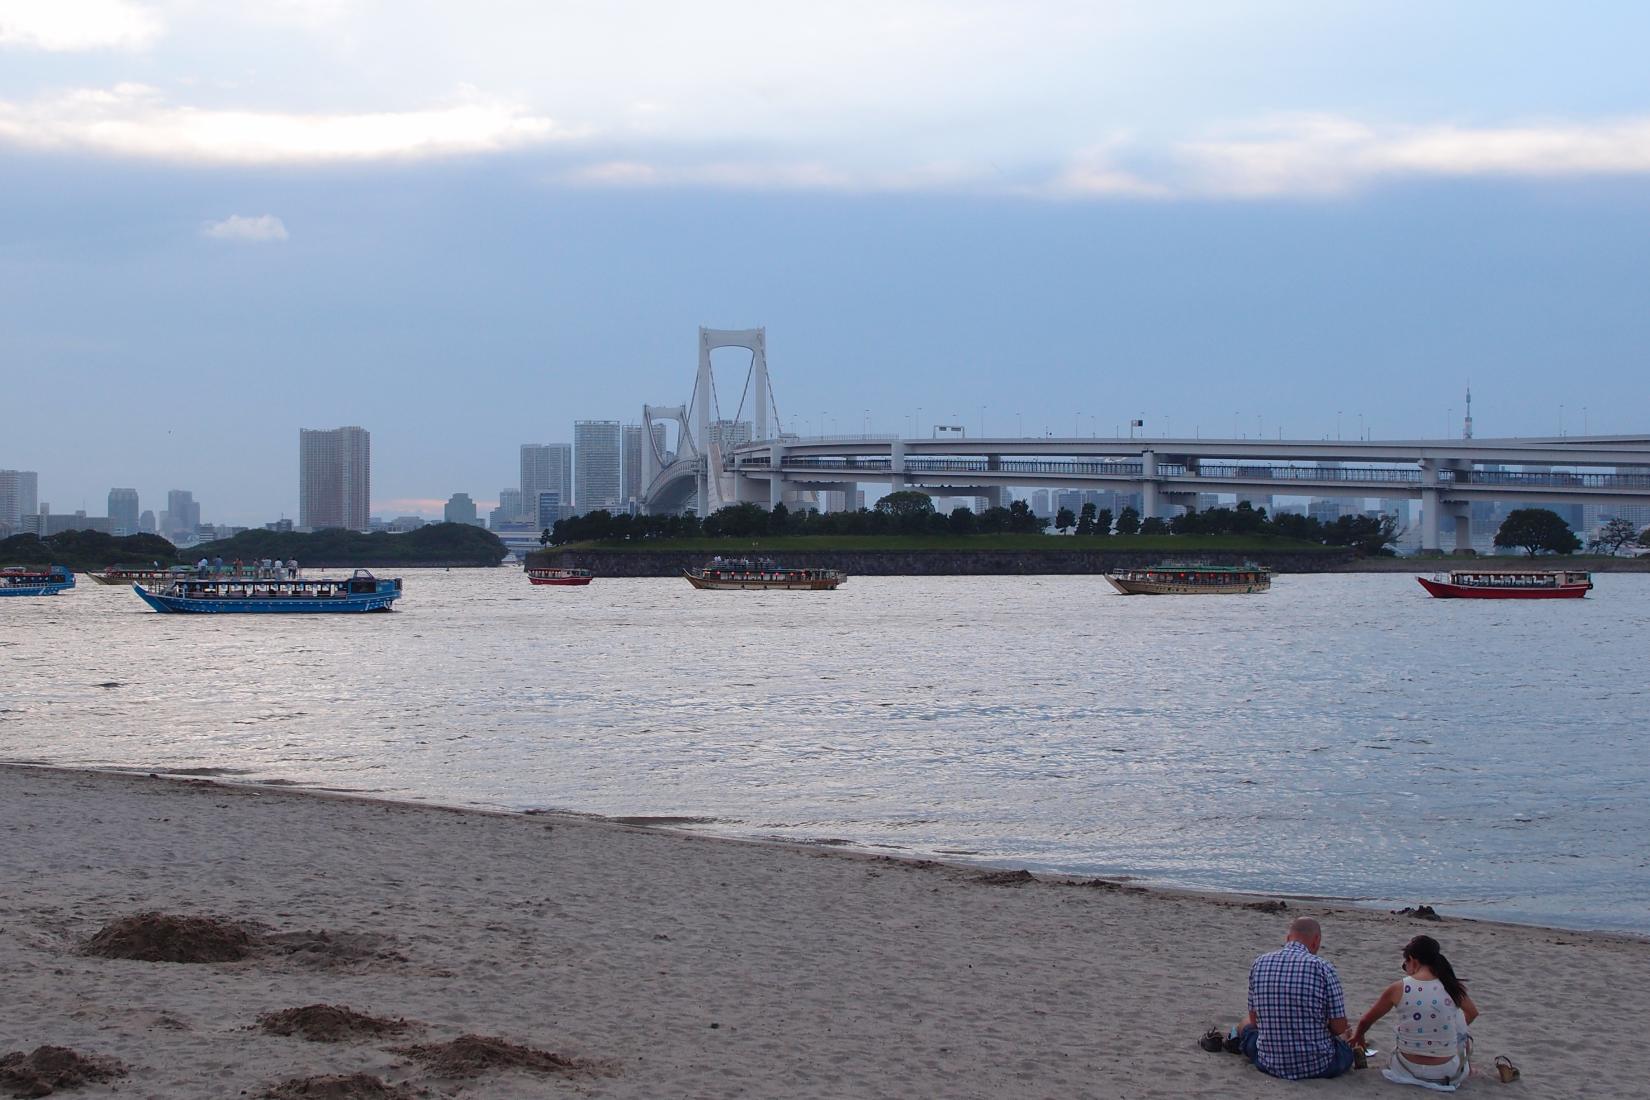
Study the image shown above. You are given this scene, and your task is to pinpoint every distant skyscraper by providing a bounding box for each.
[0,469,39,533]
[706,419,753,450]
[521,443,573,515]
[574,420,622,512]
[622,422,668,507]
[1307,497,1344,525]
[139,509,157,534]
[108,488,139,536]
[164,489,200,541]
[536,490,564,529]
[520,445,551,519]
[491,488,524,529]
[443,493,479,526]
[299,426,371,531]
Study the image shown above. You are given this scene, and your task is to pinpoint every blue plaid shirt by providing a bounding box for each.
[1247,941,1347,1080]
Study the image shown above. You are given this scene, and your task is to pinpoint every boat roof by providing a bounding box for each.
[1136,562,1268,572]
[1448,568,1587,576]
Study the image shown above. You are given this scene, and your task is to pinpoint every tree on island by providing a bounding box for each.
[1493,508,1581,557]
[1007,500,1048,533]
[191,521,508,566]
[701,503,767,537]
[875,490,938,534]
[1588,517,1639,556]
[1093,507,1113,536]
[1114,506,1141,535]
[0,530,179,571]
[1075,502,1097,535]
[1054,506,1076,534]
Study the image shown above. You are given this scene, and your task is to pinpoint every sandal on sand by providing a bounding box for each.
[1199,1028,1224,1053]
[1494,1055,1520,1083]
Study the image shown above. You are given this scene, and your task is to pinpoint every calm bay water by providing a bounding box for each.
[3,569,1645,932]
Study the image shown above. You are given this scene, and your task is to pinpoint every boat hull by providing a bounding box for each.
[526,572,592,586]
[684,572,842,591]
[1416,576,1590,599]
[132,584,399,613]
[0,567,75,596]
[1104,576,1269,595]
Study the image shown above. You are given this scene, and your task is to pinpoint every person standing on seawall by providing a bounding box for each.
[1236,916,1356,1080]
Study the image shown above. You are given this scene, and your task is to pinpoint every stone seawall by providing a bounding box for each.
[528,548,1354,577]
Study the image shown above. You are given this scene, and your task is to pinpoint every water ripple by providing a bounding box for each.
[2,569,1645,931]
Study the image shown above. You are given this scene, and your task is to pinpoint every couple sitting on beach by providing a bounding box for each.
[1233,916,1478,1090]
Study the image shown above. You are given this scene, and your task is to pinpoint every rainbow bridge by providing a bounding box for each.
[642,329,1650,552]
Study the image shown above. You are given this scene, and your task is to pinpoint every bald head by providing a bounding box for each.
[1286,917,1323,953]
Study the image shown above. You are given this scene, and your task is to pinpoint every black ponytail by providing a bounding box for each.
[1404,935,1468,1005]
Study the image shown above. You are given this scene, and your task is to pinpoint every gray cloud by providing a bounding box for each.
[202,214,289,242]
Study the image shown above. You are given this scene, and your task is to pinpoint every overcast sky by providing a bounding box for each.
[3,1,1648,523]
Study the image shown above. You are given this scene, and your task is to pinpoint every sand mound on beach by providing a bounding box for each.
[256,1073,418,1100]
[392,1034,608,1079]
[974,869,1037,885]
[256,1005,411,1043]
[83,913,254,963]
[81,913,403,970]
[0,1046,126,1097]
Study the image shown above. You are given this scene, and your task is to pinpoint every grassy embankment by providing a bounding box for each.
[540,533,1338,554]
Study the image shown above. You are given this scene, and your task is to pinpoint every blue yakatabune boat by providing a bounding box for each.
[133,568,402,613]
[0,564,75,596]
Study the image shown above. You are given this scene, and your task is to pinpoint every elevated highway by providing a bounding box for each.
[717,434,1650,552]
[637,326,1649,552]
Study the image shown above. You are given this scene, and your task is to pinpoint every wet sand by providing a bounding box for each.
[2,763,1643,1098]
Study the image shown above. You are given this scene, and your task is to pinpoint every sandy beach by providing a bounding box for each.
[2,764,1644,1098]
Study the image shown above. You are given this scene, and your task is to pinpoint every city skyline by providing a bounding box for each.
[7,407,1649,535]
[4,4,1650,524]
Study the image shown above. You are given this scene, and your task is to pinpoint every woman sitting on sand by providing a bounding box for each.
[1350,934,1478,1091]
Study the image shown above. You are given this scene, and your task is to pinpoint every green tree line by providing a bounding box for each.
[192,522,508,565]
[1,522,508,570]
[546,493,1402,556]
[0,530,180,572]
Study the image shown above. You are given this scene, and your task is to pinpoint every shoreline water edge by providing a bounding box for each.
[528,546,1650,576]
[4,763,1646,1098]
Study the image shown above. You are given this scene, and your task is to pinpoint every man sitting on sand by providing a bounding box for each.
[1236,916,1356,1080]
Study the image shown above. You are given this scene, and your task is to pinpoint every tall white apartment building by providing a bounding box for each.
[622,423,667,508]
[574,420,622,513]
[0,469,39,534]
[299,426,371,531]
[521,444,573,518]
[108,488,140,536]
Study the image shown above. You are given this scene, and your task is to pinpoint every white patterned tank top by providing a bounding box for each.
[1394,977,1459,1055]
